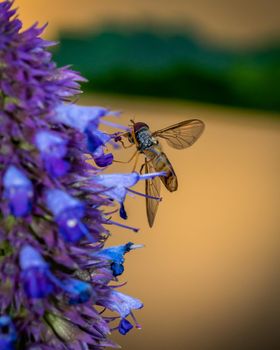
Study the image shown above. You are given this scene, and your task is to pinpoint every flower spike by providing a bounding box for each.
[0,1,145,348]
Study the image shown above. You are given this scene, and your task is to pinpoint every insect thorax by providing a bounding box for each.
[135,127,158,152]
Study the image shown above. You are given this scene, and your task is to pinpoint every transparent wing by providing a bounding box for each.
[152,119,205,150]
[150,151,178,192]
[145,158,161,227]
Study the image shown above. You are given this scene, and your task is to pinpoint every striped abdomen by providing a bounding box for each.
[143,146,178,192]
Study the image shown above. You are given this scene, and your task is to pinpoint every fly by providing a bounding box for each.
[115,119,205,227]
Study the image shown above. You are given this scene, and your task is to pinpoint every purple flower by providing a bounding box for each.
[3,166,33,217]
[92,146,114,167]
[118,318,133,335]
[0,5,84,117]
[85,126,111,153]
[19,245,55,298]
[53,104,115,166]
[20,245,95,303]
[0,316,16,350]
[86,127,114,166]
[93,172,165,219]
[64,278,94,305]
[98,290,143,318]
[46,189,91,243]
[35,130,70,177]
[53,104,108,132]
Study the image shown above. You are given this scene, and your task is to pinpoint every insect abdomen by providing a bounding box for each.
[144,148,178,192]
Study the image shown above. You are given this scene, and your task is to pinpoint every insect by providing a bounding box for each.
[116,119,205,227]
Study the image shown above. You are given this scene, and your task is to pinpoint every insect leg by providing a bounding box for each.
[115,131,130,138]
[130,127,138,147]
[132,151,140,172]
[113,149,138,164]
[119,139,134,149]
[139,163,145,174]
[139,158,153,173]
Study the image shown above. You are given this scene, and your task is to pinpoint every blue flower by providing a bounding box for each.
[99,291,143,318]
[46,189,91,243]
[0,316,17,350]
[97,242,143,277]
[86,126,114,167]
[19,245,55,298]
[92,146,114,167]
[64,278,93,305]
[20,246,94,302]
[119,203,128,220]
[118,318,133,335]
[53,104,114,164]
[53,104,108,132]
[85,126,111,153]
[35,130,70,177]
[92,172,166,219]
[3,165,33,217]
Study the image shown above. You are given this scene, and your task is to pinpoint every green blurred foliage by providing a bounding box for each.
[53,27,280,112]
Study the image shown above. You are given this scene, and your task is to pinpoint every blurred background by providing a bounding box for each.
[17,1,280,349]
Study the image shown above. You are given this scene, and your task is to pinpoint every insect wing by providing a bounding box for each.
[152,119,205,150]
[145,159,161,227]
[153,153,178,192]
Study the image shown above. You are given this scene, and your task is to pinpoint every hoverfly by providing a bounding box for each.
[116,119,205,227]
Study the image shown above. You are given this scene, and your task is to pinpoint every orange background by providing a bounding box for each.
[17,0,280,46]
[84,93,280,350]
[14,1,280,349]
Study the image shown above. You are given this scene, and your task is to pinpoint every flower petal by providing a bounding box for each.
[3,166,33,217]
[19,245,54,298]
[46,189,93,242]
[19,245,48,270]
[35,130,68,157]
[85,127,111,153]
[64,278,94,305]
[53,104,108,132]
[35,131,70,177]
[118,318,133,335]
[93,150,114,167]
[99,291,143,318]
[93,173,139,190]
[97,242,141,276]
[46,189,83,218]
[0,316,17,350]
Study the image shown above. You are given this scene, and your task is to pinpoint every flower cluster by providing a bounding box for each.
[0,2,165,349]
